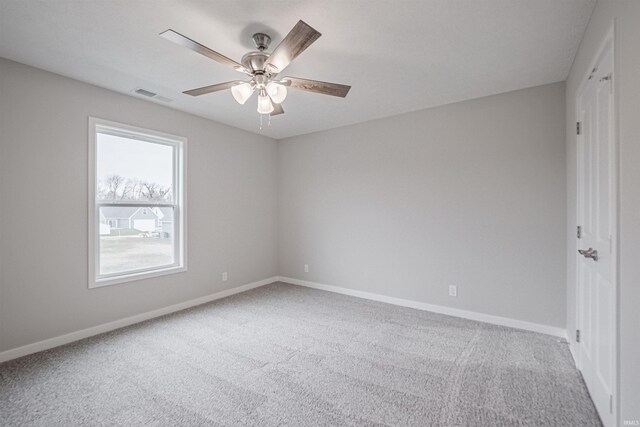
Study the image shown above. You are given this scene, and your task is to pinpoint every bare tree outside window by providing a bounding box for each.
[97,175,172,202]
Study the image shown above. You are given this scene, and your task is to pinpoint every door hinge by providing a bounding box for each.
[576,122,581,135]
[609,395,613,413]
[577,226,582,239]
[576,329,581,343]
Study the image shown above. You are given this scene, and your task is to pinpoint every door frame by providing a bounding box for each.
[574,22,618,426]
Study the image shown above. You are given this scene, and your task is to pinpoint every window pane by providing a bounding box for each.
[97,133,174,202]
[99,206,174,275]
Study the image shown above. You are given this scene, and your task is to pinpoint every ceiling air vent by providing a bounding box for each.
[133,88,173,102]
[134,88,156,97]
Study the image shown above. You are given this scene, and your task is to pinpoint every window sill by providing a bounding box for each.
[89,265,187,289]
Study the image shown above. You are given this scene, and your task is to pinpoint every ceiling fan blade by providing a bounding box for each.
[270,102,284,116]
[281,77,351,97]
[264,20,321,74]
[160,29,248,74]
[183,81,245,96]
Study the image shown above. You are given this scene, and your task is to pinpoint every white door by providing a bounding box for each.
[577,36,616,427]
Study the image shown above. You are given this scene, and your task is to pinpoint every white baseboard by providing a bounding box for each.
[0,276,278,363]
[566,333,579,366]
[278,276,566,338]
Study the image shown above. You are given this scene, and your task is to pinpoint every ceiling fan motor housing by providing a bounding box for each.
[241,51,271,74]
[240,33,274,75]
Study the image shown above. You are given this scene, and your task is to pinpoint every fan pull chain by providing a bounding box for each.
[258,113,272,130]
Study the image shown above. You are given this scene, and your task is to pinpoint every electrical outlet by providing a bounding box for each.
[222,272,228,282]
[304,264,309,273]
[449,285,457,297]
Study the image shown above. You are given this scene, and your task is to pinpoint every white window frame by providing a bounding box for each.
[88,117,187,288]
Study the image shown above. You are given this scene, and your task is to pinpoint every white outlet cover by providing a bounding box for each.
[222,272,228,282]
[304,264,309,273]
[449,285,457,297]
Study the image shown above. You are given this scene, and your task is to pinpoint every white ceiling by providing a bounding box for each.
[0,0,594,140]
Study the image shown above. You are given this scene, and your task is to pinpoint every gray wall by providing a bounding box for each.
[565,1,640,422]
[0,58,278,352]
[278,82,566,328]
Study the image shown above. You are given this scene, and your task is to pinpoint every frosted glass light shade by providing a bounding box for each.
[257,93,274,114]
[266,82,287,104]
[231,83,254,105]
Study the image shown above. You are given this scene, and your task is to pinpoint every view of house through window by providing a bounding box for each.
[91,120,185,285]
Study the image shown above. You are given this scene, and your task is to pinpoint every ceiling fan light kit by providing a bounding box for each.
[266,82,287,104]
[257,88,274,114]
[160,20,351,123]
[230,82,254,105]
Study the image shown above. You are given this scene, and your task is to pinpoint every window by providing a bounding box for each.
[89,118,186,288]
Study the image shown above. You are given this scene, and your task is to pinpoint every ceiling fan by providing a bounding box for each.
[160,20,351,116]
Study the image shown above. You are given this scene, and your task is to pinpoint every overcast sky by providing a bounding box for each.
[97,133,173,187]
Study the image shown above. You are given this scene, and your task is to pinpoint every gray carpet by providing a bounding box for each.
[0,282,600,426]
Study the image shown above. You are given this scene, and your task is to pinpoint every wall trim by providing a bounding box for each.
[0,276,279,363]
[567,333,578,366]
[278,276,567,338]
